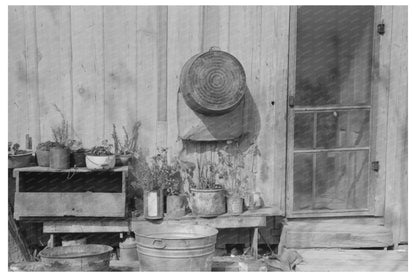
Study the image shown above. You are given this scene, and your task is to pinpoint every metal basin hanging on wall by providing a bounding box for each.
[180,47,247,116]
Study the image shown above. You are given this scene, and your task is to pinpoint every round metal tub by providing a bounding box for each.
[39,244,113,271]
[135,223,218,271]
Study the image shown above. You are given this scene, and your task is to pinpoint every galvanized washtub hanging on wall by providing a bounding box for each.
[179,47,247,116]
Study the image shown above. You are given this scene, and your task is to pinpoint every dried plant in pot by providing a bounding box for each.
[50,134,70,170]
[189,159,226,217]
[85,140,115,170]
[112,121,141,166]
[8,142,33,168]
[49,104,71,169]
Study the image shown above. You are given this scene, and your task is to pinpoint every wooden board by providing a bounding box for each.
[384,6,408,246]
[8,6,31,148]
[166,6,203,158]
[132,215,266,230]
[13,165,128,175]
[296,249,407,272]
[36,6,73,141]
[103,6,137,140]
[14,192,126,219]
[43,220,129,233]
[281,222,393,249]
[71,6,105,147]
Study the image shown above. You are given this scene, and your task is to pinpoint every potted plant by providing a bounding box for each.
[164,157,187,218]
[67,139,87,167]
[35,141,57,167]
[85,140,116,170]
[49,105,71,169]
[189,158,226,217]
[8,142,33,168]
[112,121,141,166]
[217,146,256,215]
[130,148,164,219]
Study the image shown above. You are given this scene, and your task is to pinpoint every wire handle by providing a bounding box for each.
[209,46,221,52]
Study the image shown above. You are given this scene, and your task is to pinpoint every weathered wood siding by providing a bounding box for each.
[382,6,408,244]
[8,6,407,242]
[8,6,289,210]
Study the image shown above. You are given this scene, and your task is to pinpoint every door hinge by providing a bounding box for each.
[372,161,380,172]
[288,95,295,108]
[377,23,385,35]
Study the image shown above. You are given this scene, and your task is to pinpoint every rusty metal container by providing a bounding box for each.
[39,244,113,271]
[227,196,244,215]
[8,152,33,168]
[135,223,218,271]
[180,48,246,116]
[36,150,50,167]
[49,147,70,169]
[189,188,226,217]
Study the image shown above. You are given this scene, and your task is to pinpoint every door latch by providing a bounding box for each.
[377,23,385,35]
[372,161,380,172]
[288,95,295,108]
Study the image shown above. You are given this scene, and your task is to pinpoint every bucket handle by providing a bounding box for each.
[152,239,166,249]
[209,46,221,52]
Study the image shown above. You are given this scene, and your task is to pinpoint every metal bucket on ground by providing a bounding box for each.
[39,244,113,271]
[135,223,218,271]
[119,237,138,261]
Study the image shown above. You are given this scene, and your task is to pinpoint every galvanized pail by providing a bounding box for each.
[135,223,218,271]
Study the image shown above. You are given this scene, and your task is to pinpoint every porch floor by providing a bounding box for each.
[295,248,408,272]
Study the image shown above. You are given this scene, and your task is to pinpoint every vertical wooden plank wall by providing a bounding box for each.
[71,6,105,147]
[384,6,408,245]
[136,6,159,156]
[8,6,29,147]
[36,6,72,141]
[8,6,407,224]
[8,5,293,210]
[103,7,138,139]
[166,6,203,162]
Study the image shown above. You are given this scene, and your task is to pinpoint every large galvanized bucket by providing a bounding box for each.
[135,223,218,271]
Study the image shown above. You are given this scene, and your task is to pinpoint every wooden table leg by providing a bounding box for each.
[252,228,258,259]
[47,234,55,248]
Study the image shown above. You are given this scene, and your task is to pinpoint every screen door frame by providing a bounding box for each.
[286,6,386,218]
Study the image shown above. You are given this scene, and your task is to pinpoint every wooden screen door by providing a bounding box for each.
[287,6,383,217]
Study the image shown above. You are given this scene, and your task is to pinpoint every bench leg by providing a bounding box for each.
[252,228,258,259]
[47,234,55,248]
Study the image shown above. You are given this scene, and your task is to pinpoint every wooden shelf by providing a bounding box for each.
[14,166,127,220]
[13,166,128,177]
[133,206,282,221]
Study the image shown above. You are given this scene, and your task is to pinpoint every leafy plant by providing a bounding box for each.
[112,121,141,155]
[194,159,222,190]
[36,141,58,151]
[217,143,260,198]
[8,142,30,155]
[130,148,181,193]
[87,140,114,156]
[67,139,85,152]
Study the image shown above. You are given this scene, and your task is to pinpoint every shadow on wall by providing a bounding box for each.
[179,86,261,167]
